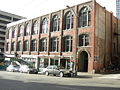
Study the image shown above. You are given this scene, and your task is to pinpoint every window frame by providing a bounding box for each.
[63,36,72,52]
[17,41,21,51]
[24,23,30,36]
[18,25,23,37]
[64,11,74,30]
[39,38,47,52]
[50,37,59,52]
[79,7,91,27]
[41,18,48,33]
[32,20,38,35]
[31,39,37,51]
[51,15,60,32]
[11,42,15,51]
[6,42,9,51]
[23,40,29,51]
[79,34,89,46]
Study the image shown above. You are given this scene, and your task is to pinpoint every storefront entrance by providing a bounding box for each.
[78,51,88,72]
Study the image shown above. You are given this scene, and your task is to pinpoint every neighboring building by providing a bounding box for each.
[5,0,120,73]
[0,10,25,52]
[116,0,120,19]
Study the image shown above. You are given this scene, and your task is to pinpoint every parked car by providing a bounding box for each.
[38,68,47,74]
[19,65,38,74]
[6,65,20,72]
[45,65,73,77]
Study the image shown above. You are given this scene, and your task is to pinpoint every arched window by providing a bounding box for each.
[32,20,38,35]
[51,15,60,32]
[79,7,91,27]
[23,40,29,51]
[64,11,73,30]
[79,34,89,46]
[41,18,48,33]
[39,38,47,52]
[17,41,21,51]
[31,39,37,51]
[50,37,59,52]
[24,23,30,36]
[11,42,15,51]
[63,36,72,52]
[18,25,23,37]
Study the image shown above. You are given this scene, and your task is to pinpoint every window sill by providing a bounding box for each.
[77,46,92,48]
[49,52,59,53]
[62,51,72,53]
[78,26,91,29]
[50,31,60,33]
[63,29,73,31]
[39,51,47,52]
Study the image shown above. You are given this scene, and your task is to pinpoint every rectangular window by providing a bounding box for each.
[40,39,47,52]
[6,43,9,51]
[50,59,58,66]
[60,59,70,69]
[0,14,11,20]
[44,58,49,68]
[50,38,59,52]
[63,36,72,52]
[0,25,6,29]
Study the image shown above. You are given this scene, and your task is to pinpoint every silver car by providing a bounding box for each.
[45,65,73,77]
[6,65,20,72]
[19,65,38,74]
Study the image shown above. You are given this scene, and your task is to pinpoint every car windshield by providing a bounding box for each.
[28,65,33,68]
[14,65,19,68]
[53,66,58,69]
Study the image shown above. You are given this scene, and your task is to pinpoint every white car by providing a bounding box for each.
[6,65,20,72]
[38,68,47,74]
[19,65,38,74]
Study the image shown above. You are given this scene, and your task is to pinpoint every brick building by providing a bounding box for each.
[5,0,120,73]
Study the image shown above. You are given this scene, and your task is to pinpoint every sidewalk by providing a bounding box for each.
[77,72,120,79]
[97,74,120,79]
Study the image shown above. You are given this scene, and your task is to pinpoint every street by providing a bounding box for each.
[0,71,120,90]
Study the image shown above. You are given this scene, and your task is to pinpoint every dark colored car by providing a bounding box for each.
[45,65,73,77]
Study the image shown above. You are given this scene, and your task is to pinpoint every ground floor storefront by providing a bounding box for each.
[5,50,96,73]
[21,55,75,72]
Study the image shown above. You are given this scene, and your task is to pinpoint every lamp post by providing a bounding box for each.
[66,5,78,76]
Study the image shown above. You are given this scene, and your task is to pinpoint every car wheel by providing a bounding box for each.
[60,72,64,77]
[45,71,49,76]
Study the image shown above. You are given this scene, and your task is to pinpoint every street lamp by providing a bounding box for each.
[66,5,78,76]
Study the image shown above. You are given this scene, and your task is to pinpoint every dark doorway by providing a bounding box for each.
[78,51,88,72]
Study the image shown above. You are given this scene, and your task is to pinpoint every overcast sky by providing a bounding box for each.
[0,0,116,19]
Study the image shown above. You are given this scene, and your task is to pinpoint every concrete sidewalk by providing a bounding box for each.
[77,72,120,79]
[97,74,120,79]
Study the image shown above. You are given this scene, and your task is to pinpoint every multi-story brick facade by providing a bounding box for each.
[5,0,120,73]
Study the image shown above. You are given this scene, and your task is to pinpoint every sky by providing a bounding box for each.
[0,0,116,19]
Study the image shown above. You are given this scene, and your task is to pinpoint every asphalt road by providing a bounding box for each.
[0,71,120,90]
